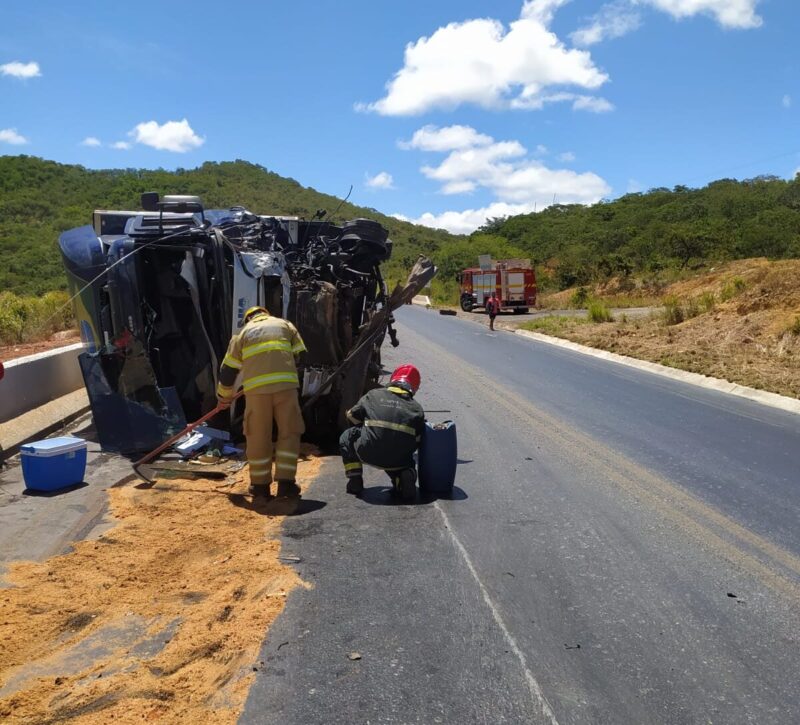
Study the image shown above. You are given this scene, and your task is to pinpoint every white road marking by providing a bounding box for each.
[433,500,560,725]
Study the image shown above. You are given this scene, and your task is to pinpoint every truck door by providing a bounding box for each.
[507,272,525,302]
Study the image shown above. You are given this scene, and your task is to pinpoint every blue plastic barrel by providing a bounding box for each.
[418,420,457,496]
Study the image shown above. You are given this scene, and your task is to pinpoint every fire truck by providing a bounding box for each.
[456,258,537,313]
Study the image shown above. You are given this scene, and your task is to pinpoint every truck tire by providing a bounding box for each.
[460,297,475,312]
[514,308,529,314]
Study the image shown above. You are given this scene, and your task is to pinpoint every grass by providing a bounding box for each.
[519,315,588,336]
[720,276,747,302]
[788,316,800,336]
[587,301,614,323]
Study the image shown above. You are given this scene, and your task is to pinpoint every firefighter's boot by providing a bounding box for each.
[394,468,417,501]
[276,479,301,499]
[249,483,273,501]
[346,475,364,496]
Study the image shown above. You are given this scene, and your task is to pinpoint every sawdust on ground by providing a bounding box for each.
[0,450,323,724]
[519,259,800,399]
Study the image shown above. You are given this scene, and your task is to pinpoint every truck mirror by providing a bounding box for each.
[141,192,159,211]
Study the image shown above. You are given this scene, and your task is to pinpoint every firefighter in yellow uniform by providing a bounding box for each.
[216,306,306,500]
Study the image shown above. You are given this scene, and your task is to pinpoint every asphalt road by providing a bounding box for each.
[243,305,800,724]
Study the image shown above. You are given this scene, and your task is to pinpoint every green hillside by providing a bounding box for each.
[0,155,463,295]
[481,176,800,289]
[2,156,799,300]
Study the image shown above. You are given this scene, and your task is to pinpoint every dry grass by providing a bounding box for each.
[524,259,800,398]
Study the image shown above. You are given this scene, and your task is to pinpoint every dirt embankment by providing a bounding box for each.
[0,452,322,724]
[0,331,81,362]
[521,259,800,399]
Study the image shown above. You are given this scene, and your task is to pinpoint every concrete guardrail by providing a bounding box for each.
[0,343,85,424]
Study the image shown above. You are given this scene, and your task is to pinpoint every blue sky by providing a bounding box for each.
[1,0,798,233]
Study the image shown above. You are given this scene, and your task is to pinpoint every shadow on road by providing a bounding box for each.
[360,485,468,507]
[228,493,327,517]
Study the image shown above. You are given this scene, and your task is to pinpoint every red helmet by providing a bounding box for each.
[390,364,421,393]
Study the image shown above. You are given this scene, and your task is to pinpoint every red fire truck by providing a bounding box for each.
[456,258,537,314]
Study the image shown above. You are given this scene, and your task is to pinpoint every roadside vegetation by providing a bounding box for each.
[519,259,800,399]
[0,291,73,346]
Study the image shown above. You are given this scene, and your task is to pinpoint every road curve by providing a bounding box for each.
[243,305,800,724]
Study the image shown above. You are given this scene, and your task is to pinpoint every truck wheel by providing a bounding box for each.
[514,308,529,314]
[460,298,474,312]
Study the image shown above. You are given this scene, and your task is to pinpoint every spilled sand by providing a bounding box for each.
[0,450,323,723]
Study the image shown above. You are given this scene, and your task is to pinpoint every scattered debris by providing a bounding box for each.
[564,644,581,650]
[348,652,362,661]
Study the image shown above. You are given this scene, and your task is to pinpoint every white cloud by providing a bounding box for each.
[637,0,763,29]
[627,178,643,193]
[112,141,132,150]
[399,124,493,151]
[535,144,549,155]
[130,119,204,153]
[365,171,395,189]
[361,2,608,115]
[509,90,614,112]
[558,151,576,162]
[571,3,641,46]
[81,136,102,147]
[0,128,29,145]
[572,94,615,113]
[399,124,610,233]
[782,94,792,108]
[0,61,41,79]
[405,202,538,235]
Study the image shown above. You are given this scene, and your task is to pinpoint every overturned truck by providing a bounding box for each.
[59,193,435,453]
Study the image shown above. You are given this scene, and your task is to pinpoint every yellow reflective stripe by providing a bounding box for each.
[364,420,416,436]
[292,342,307,354]
[217,383,235,397]
[344,462,362,471]
[249,466,270,473]
[222,354,242,369]
[275,450,296,461]
[249,457,271,465]
[346,410,361,425]
[276,462,297,471]
[386,386,410,395]
[243,372,299,392]
[242,339,292,359]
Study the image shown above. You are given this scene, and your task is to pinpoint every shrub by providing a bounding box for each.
[683,297,700,320]
[662,296,684,325]
[0,291,73,345]
[720,276,747,301]
[698,291,716,313]
[789,316,800,336]
[570,286,590,308]
[588,301,613,323]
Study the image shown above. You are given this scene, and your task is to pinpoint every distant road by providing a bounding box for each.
[244,304,800,724]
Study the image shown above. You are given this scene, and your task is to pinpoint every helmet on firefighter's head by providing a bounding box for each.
[390,364,421,394]
[244,306,268,324]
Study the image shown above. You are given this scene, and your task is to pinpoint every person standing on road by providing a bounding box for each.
[486,291,501,331]
[339,364,426,501]
[216,306,307,500]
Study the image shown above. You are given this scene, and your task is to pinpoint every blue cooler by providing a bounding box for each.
[418,420,457,497]
[20,437,88,492]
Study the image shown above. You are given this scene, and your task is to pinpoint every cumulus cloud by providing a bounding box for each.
[112,141,132,150]
[0,128,29,145]
[782,94,791,108]
[399,124,493,151]
[81,136,102,147]
[639,0,763,28]
[130,119,204,152]
[573,0,761,46]
[361,1,608,115]
[398,124,610,233]
[365,171,395,189]
[571,3,641,46]
[558,151,576,162]
[0,61,41,79]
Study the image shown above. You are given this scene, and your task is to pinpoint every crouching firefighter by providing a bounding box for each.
[217,306,306,500]
[340,364,425,500]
